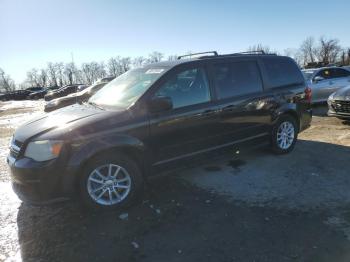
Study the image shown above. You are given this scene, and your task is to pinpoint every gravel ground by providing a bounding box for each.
[1,101,350,262]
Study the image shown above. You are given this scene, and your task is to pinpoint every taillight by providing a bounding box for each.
[304,87,312,103]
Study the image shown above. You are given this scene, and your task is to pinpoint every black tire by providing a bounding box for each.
[271,115,298,154]
[79,152,143,211]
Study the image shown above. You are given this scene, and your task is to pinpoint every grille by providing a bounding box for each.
[332,100,350,113]
[10,139,23,159]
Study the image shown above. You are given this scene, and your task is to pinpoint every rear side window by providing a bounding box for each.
[262,57,304,88]
[331,68,350,78]
[315,69,333,79]
[212,61,263,99]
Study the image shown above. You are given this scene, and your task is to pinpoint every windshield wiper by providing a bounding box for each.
[87,101,105,110]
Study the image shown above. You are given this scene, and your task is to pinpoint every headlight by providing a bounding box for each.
[46,100,58,107]
[327,93,335,105]
[24,140,63,161]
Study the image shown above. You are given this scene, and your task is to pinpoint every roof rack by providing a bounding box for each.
[177,50,276,60]
[177,51,218,60]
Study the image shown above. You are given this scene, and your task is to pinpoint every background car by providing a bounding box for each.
[25,87,45,93]
[44,84,84,101]
[0,90,32,101]
[303,67,350,103]
[44,81,112,112]
[327,85,350,120]
[28,86,60,100]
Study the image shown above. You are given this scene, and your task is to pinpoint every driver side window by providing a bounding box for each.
[155,68,210,109]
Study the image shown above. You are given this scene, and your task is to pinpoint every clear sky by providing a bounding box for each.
[1,0,350,83]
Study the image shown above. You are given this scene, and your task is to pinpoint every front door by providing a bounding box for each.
[148,66,220,167]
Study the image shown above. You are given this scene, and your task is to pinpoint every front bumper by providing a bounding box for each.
[300,108,312,132]
[327,101,350,119]
[7,155,76,204]
[328,110,350,119]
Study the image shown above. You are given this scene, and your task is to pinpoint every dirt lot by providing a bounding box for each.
[1,101,350,262]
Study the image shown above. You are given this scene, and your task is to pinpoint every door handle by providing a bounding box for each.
[202,109,216,116]
[222,104,236,112]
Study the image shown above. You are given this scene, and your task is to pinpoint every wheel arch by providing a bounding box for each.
[272,105,300,132]
[62,135,147,195]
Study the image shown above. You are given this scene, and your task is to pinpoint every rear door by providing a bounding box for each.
[209,59,272,146]
[331,68,350,91]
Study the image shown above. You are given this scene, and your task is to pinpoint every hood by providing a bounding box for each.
[333,85,350,100]
[14,104,108,142]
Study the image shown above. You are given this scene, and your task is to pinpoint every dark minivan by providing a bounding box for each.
[7,51,312,210]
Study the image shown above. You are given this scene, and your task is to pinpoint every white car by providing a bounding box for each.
[302,67,350,103]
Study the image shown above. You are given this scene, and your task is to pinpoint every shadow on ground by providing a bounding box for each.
[16,139,350,262]
[312,103,328,117]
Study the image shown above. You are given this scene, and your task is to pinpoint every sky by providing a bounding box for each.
[1,0,350,83]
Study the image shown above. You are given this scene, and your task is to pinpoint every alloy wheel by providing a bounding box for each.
[276,121,295,150]
[87,164,131,206]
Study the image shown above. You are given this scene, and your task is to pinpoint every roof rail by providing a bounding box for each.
[200,50,277,59]
[177,51,218,60]
[231,51,266,55]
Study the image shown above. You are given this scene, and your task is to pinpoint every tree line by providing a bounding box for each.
[1,36,350,92]
[24,51,166,89]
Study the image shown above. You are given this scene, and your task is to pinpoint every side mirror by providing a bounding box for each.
[148,96,173,113]
[313,76,324,83]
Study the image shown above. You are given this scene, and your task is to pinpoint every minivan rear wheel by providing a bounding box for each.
[79,153,143,211]
[271,115,298,154]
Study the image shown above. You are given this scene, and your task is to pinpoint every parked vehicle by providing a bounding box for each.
[28,86,60,100]
[327,85,350,120]
[77,85,88,92]
[44,84,84,101]
[26,87,45,93]
[44,81,111,112]
[0,90,32,101]
[7,51,312,210]
[302,67,350,103]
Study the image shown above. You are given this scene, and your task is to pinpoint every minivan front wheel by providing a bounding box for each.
[79,153,143,211]
[271,115,298,154]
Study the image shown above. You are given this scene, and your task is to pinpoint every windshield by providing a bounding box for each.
[89,68,166,108]
[302,70,315,80]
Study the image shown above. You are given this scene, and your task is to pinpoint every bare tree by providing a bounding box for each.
[47,62,58,86]
[247,44,272,54]
[107,57,121,77]
[133,56,147,67]
[38,69,47,87]
[284,48,303,66]
[167,55,178,61]
[97,62,107,79]
[316,36,341,64]
[300,37,317,65]
[56,62,64,86]
[26,68,40,87]
[64,62,77,85]
[0,68,15,92]
[147,51,163,63]
[81,62,106,84]
[120,57,131,73]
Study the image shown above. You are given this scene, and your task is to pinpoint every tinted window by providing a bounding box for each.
[263,57,304,88]
[155,68,210,109]
[332,68,350,78]
[315,69,333,79]
[212,61,263,99]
